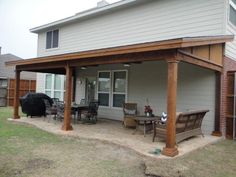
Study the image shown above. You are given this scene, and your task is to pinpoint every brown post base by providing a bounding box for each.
[13,115,20,119]
[162,147,179,157]
[61,124,73,131]
[211,131,222,137]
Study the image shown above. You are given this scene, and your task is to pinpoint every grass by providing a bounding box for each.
[0,107,236,177]
[0,107,146,177]
[145,139,236,177]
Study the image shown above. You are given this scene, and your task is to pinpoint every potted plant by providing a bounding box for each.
[144,105,153,117]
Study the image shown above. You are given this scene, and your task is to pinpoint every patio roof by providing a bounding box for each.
[5,35,233,74]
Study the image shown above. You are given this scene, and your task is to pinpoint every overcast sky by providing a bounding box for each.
[0,0,120,59]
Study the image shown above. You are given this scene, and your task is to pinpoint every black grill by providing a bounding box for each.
[20,93,53,117]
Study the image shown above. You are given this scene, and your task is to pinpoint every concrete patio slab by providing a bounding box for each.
[8,117,222,159]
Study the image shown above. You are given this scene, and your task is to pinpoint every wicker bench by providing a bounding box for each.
[153,110,209,143]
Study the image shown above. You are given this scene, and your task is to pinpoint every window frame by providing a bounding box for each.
[97,70,128,109]
[229,0,236,29]
[45,74,53,97]
[45,29,59,50]
[97,71,111,108]
[111,70,128,109]
[44,74,65,101]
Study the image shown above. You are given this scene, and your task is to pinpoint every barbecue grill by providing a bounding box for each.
[20,93,53,117]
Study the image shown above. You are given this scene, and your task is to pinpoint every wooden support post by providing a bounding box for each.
[61,64,73,131]
[162,59,179,157]
[212,71,222,136]
[13,70,21,119]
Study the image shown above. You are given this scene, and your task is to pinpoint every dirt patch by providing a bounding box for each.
[24,158,54,170]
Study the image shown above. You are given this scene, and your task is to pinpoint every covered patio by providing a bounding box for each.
[6,35,233,157]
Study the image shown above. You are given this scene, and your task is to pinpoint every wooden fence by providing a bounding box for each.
[7,79,36,106]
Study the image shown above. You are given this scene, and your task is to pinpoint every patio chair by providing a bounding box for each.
[56,101,65,122]
[81,101,99,124]
[52,98,60,105]
[43,99,57,122]
[56,101,78,123]
[152,110,209,143]
[80,99,86,105]
[123,103,137,128]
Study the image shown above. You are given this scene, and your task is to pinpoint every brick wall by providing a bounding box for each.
[220,57,236,136]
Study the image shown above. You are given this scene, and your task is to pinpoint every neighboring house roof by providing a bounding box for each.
[0,54,36,80]
[30,0,143,33]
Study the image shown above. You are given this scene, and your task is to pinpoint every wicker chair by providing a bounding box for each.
[153,110,209,143]
[123,103,137,128]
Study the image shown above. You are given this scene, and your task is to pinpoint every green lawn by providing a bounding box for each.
[0,107,236,177]
[0,107,146,177]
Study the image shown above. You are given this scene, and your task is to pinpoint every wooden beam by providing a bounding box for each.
[162,59,179,157]
[212,71,222,136]
[25,69,66,75]
[69,50,176,67]
[12,50,176,72]
[13,70,21,119]
[61,63,73,131]
[5,35,233,67]
[17,61,66,71]
[177,50,223,72]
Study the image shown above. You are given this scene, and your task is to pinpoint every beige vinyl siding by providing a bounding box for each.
[37,0,225,57]
[225,0,236,60]
[177,63,216,135]
[36,73,45,93]
[75,61,215,135]
[226,23,236,60]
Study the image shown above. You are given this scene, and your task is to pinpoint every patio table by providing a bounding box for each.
[133,116,161,137]
[71,104,89,122]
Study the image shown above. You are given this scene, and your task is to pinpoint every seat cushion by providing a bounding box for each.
[124,108,136,115]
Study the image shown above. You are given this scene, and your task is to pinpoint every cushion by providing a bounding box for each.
[124,108,136,115]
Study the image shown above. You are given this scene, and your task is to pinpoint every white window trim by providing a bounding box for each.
[228,0,236,29]
[97,70,128,109]
[45,29,59,50]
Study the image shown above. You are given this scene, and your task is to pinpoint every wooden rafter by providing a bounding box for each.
[177,50,223,72]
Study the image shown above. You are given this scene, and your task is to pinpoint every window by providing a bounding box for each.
[112,71,126,107]
[98,72,110,106]
[0,79,8,88]
[45,74,65,100]
[46,29,59,49]
[230,0,236,27]
[97,70,127,108]
[54,75,63,99]
[45,74,52,96]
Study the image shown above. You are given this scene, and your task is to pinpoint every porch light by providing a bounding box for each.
[123,63,130,67]
[81,66,87,70]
